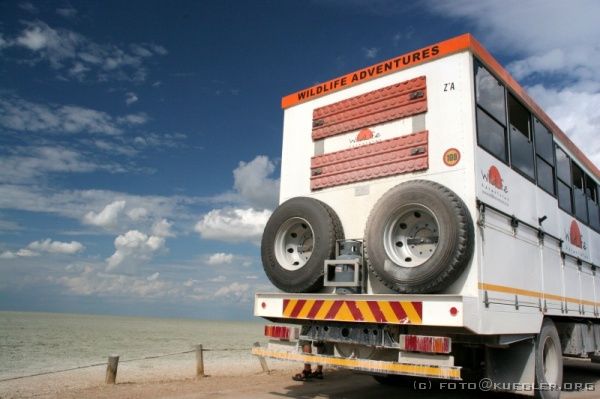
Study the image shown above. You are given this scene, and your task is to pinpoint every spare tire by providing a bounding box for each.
[261,197,344,293]
[364,180,473,294]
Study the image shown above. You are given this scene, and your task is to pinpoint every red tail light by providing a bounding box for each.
[399,334,451,354]
[264,325,299,341]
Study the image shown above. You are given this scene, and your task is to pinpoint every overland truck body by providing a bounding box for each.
[252,34,600,397]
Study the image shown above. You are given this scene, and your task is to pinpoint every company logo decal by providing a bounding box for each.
[565,219,587,251]
[356,128,374,142]
[480,165,509,206]
[349,128,381,146]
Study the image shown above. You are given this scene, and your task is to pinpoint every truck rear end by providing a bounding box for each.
[253,34,481,382]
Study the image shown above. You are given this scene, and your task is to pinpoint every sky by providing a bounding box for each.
[1,1,599,320]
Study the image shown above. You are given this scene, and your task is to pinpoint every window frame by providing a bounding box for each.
[474,60,509,165]
[507,92,535,182]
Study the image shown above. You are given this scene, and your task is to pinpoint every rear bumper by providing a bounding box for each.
[254,292,476,329]
[252,345,461,380]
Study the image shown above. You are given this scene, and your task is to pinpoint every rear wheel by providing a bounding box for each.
[534,319,562,399]
[261,197,344,292]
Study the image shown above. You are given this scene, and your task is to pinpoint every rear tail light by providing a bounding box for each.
[264,325,299,341]
[399,334,451,354]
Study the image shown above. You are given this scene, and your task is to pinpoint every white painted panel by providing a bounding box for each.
[581,264,595,316]
[541,240,563,311]
[563,257,581,313]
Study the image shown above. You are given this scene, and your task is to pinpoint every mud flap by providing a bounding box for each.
[485,338,535,397]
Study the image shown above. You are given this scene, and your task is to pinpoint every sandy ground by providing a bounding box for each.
[1,358,600,399]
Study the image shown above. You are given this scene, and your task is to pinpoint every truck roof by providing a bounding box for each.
[281,33,600,181]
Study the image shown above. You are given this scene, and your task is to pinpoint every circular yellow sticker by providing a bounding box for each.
[443,148,461,167]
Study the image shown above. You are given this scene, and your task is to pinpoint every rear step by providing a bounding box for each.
[252,346,461,380]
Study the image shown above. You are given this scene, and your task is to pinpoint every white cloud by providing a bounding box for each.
[207,252,234,265]
[0,34,8,50]
[27,238,85,254]
[0,95,147,134]
[125,92,138,106]
[5,20,166,82]
[106,230,165,271]
[214,282,250,301]
[147,272,160,281]
[152,218,174,237]
[83,200,126,228]
[0,146,114,184]
[56,7,77,18]
[127,207,149,221]
[427,1,600,165]
[209,275,227,282]
[194,208,270,244]
[18,2,38,13]
[117,113,148,125]
[0,238,84,258]
[362,47,379,59]
[232,156,280,210]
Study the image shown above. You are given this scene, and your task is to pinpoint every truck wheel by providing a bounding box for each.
[261,197,344,292]
[364,180,473,293]
[534,319,562,399]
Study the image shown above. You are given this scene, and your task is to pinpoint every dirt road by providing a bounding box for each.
[15,358,595,399]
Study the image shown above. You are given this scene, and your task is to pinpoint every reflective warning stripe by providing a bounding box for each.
[282,299,422,324]
[252,347,460,380]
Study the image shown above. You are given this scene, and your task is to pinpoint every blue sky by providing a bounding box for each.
[1,1,599,320]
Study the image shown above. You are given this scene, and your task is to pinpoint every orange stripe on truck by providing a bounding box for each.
[282,299,422,324]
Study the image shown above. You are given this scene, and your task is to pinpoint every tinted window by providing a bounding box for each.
[558,180,572,213]
[585,175,597,201]
[534,118,553,163]
[537,157,555,194]
[572,163,585,191]
[589,199,600,230]
[475,63,506,124]
[556,147,571,185]
[508,94,534,178]
[477,108,507,161]
[574,189,588,222]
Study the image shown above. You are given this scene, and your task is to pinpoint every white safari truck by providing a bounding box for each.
[252,34,600,397]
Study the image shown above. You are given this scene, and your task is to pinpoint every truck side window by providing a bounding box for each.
[556,147,572,213]
[475,62,507,162]
[586,174,600,230]
[508,93,534,179]
[534,119,555,195]
[572,163,588,223]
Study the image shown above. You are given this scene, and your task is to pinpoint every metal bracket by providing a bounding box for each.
[484,290,489,308]
[515,295,519,310]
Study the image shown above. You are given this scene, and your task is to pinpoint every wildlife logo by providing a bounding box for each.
[480,165,509,206]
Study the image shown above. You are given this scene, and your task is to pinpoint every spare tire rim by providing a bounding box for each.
[383,204,439,268]
[274,217,315,271]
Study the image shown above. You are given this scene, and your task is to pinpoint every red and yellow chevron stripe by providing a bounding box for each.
[282,299,422,324]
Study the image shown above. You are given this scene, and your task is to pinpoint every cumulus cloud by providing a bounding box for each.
[0,95,147,134]
[214,282,250,301]
[125,92,138,106]
[28,238,85,254]
[0,238,84,258]
[428,0,600,164]
[152,218,174,237]
[83,200,126,228]
[232,155,280,210]
[194,208,271,244]
[4,20,166,82]
[207,252,234,265]
[106,230,165,271]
